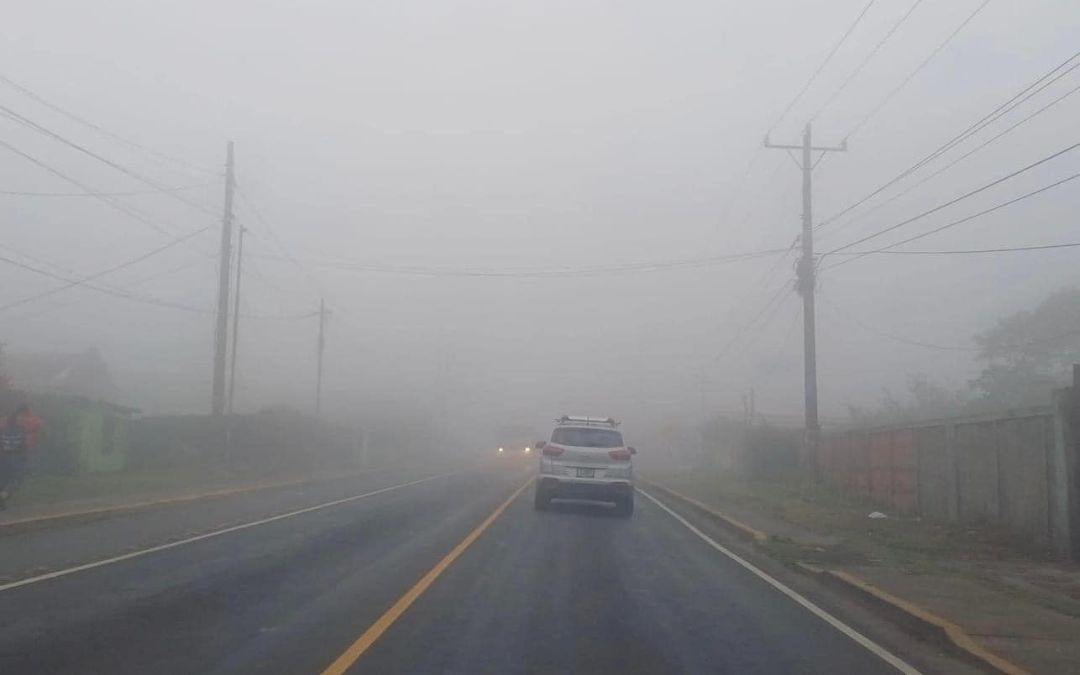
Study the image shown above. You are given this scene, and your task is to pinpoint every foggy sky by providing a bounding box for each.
[2,0,1079,444]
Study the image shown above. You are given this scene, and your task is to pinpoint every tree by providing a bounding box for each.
[846,373,967,425]
[970,287,1080,408]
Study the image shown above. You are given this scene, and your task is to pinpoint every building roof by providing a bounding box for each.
[5,347,119,403]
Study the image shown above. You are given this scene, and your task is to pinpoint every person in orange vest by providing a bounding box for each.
[0,403,44,507]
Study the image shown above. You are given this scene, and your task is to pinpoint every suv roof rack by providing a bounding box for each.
[555,415,619,428]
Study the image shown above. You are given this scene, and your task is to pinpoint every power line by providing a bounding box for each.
[716,150,766,234]
[823,141,1080,256]
[251,246,790,278]
[820,47,1080,230]
[219,232,320,318]
[0,103,220,219]
[830,170,1080,270]
[820,291,1080,355]
[768,0,878,134]
[820,77,1080,240]
[824,170,1080,272]
[0,182,215,197]
[835,240,1080,256]
[6,260,203,323]
[819,292,980,351]
[844,0,992,140]
[894,58,1080,192]
[0,248,319,319]
[0,226,212,312]
[0,136,179,238]
[0,137,218,261]
[233,186,325,300]
[0,237,210,308]
[708,281,794,364]
[810,0,926,122]
[691,241,797,380]
[0,71,216,176]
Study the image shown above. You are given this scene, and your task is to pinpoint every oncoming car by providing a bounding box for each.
[497,442,532,458]
[534,415,636,516]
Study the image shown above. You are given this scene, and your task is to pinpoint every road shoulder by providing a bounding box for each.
[643,472,1080,675]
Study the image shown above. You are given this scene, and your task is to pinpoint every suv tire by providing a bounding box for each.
[614,493,634,517]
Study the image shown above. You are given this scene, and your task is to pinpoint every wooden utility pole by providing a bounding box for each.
[764,123,846,463]
[227,225,246,416]
[211,141,235,416]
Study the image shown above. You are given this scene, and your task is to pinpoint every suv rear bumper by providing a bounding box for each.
[536,475,633,502]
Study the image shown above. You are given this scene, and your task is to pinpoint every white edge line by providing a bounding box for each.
[637,488,923,675]
[0,470,462,594]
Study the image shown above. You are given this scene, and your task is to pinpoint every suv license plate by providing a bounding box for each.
[576,468,595,478]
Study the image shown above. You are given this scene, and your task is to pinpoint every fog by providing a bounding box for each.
[2,0,1079,450]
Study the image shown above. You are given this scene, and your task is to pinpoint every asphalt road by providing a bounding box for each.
[0,461,967,674]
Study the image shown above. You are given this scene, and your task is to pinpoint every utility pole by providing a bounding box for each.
[698,372,707,458]
[211,141,235,417]
[764,123,846,464]
[315,297,327,417]
[227,225,246,417]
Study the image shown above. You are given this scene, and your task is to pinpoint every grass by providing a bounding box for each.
[7,465,305,513]
[649,467,1054,569]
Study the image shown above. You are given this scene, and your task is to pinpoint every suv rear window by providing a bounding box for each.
[551,428,624,448]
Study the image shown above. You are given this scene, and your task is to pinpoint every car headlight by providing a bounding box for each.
[524,447,531,453]
[498,447,504,453]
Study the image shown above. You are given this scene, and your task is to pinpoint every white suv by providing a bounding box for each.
[534,415,636,517]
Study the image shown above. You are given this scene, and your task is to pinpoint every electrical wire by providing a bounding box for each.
[820,78,1080,239]
[844,0,992,140]
[730,286,797,361]
[0,226,212,311]
[836,241,1080,255]
[0,136,180,238]
[716,150,765,233]
[819,292,980,351]
[0,248,318,319]
[828,170,1080,270]
[768,0,878,134]
[708,281,795,364]
[823,141,1080,257]
[810,0,926,123]
[234,187,325,301]
[0,182,215,197]
[895,59,1080,192]
[820,47,1080,230]
[0,104,220,219]
[0,71,216,176]
[251,246,790,278]
[820,291,1080,355]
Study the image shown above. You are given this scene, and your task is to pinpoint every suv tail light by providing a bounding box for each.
[542,444,564,457]
[608,448,632,461]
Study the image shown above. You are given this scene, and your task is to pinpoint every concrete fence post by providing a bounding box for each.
[993,418,1004,525]
[945,421,959,522]
[1050,388,1078,559]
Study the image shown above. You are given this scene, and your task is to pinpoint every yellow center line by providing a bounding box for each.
[320,478,532,675]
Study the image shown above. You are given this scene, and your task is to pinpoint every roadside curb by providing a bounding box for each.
[637,477,769,543]
[0,466,401,537]
[803,565,1029,675]
[644,478,1029,675]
